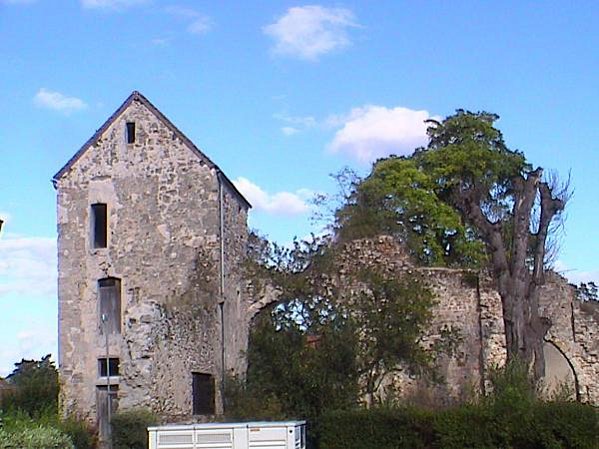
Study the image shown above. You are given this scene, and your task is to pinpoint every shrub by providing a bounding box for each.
[318,402,598,449]
[0,356,59,418]
[0,425,74,449]
[111,408,158,449]
[319,408,432,449]
[59,416,97,449]
[432,406,504,449]
[223,375,285,421]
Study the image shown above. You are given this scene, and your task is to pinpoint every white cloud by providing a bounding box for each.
[164,5,197,18]
[0,326,57,377]
[274,112,317,128]
[328,105,439,164]
[281,126,299,136]
[188,16,212,35]
[151,37,171,46]
[81,0,147,9]
[0,235,57,298]
[233,177,312,216]
[165,5,212,35]
[0,230,58,375]
[274,112,317,136]
[33,88,87,114]
[263,5,358,61]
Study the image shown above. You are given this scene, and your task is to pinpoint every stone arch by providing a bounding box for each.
[541,340,579,401]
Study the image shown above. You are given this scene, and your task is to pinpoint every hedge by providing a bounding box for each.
[319,402,598,449]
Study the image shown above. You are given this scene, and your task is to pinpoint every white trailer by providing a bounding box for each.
[148,421,306,449]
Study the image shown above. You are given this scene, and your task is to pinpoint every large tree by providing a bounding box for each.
[338,110,568,378]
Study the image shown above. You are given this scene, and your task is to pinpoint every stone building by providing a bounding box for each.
[54,92,253,445]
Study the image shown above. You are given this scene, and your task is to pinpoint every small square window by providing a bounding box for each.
[126,122,136,144]
[98,358,120,377]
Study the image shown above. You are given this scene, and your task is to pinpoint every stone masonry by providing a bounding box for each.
[54,92,252,440]
[332,237,599,404]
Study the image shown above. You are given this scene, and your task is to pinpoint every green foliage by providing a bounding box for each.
[319,361,598,449]
[334,110,543,269]
[223,375,285,421]
[0,425,74,449]
[319,408,433,449]
[1,355,59,417]
[336,157,486,267]
[111,408,158,449]
[59,417,96,449]
[0,407,96,449]
[319,402,598,449]
[239,298,360,422]
[350,269,435,401]
[486,358,537,411]
[231,234,441,448]
[236,237,440,416]
[576,281,598,302]
[424,110,528,194]
[0,355,95,448]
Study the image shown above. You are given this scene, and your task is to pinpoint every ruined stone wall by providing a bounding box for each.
[57,97,249,423]
[539,275,599,402]
[331,237,501,404]
[332,237,598,404]
[572,302,599,402]
[221,183,250,379]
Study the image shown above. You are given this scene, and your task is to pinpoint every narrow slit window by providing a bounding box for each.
[192,372,215,415]
[98,358,120,377]
[126,122,136,144]
[99,278,121,335]
[91,203,107,248]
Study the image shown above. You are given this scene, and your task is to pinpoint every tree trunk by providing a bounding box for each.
[454,169,564,381]
[499,280,548,378]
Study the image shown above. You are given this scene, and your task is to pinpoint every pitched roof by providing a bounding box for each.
[52,91,251,209]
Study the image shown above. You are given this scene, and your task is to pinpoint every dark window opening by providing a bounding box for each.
[91,203,107,248]
[192,372,215,415]
[99,278,121,335]
[98,358,120,377]
[126,122,136,144]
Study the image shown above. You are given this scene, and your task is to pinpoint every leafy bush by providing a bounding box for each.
[0,425,74,449]
[223,375,285,421]
[59,416,97,449]
[319,408,432,449]
[111,408,158,449]
[0,356,59,417]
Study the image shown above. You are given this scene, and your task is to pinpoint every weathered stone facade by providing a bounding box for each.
[54,92,252,437]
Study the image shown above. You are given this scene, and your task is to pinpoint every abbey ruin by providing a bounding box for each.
[54,92,598,445]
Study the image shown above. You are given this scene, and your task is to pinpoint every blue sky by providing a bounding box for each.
[0,0,597,376]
